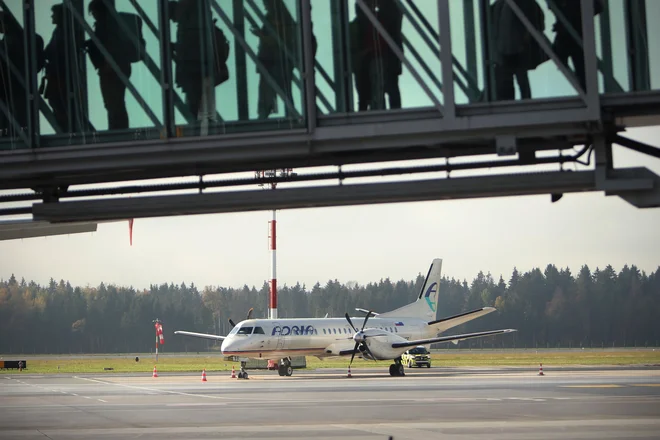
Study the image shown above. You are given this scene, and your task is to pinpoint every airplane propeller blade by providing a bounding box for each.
[360,311,372,330]
[349,341,359,366]
[345,313,357,333]
[362,341,377,362]
[228,318,236,328]
[347,310,376,367]
[246,308,254,320]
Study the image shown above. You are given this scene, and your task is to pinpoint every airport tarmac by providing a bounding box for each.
[1,367,659,440]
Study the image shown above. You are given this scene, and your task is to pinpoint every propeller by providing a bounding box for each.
[228,308,256,330]
[345,311,377,366]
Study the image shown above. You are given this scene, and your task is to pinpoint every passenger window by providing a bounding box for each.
[254,327,265,334]
[333,328,336,334]
[323,329,326,334]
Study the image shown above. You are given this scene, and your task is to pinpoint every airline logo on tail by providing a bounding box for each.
[424,282,438,312]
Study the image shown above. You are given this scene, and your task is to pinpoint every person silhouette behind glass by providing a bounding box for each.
[42,4,81,133]
[549,0,603,92]
[492,0,547,101]
[378,0,403,109]
[0,10,28,137]
[254,0,297,119]
[86,0,131,130]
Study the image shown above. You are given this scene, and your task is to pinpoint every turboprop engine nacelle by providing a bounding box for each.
[359,330,412,361]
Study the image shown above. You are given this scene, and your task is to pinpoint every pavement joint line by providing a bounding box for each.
[73,376,231,401]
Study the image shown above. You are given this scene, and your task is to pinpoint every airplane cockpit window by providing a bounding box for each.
[229,326,240,335]
[237,326,254,335]
[254,327,265,334]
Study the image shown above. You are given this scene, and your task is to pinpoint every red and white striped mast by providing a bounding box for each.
[257,169,295,320]
[269,207,277,320]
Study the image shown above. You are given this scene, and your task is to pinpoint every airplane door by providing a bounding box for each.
[272,322,285,350]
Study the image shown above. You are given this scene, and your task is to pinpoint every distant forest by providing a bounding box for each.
[1,264,659,354]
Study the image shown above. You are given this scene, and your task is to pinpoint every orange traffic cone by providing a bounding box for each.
[152,366,158,378]
[231,365,236,378]
[538,363,544,376]
[201,369,207,382]
[347,366,352,378]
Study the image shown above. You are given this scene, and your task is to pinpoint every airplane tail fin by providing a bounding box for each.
[379,258,442,320]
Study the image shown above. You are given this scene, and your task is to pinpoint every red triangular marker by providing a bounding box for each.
[128,219,134,246]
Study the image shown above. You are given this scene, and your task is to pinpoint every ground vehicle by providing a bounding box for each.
[402,346,432,368]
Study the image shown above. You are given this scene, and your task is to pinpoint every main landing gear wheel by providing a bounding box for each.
[389,362,405,377]
[278,359,293,377]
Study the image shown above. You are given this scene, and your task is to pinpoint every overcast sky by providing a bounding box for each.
[1,1,659,292]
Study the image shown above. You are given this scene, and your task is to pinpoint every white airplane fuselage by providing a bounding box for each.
[175,258,516,376]
[220,316,430,360]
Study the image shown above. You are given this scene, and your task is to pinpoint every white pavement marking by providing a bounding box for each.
[97,399,107,403]
[74,376,230,400]
[166,403,227,407]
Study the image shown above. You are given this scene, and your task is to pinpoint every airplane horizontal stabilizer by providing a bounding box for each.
[173,330,226,341]
[391,328,516,349]
[427,307,497,334]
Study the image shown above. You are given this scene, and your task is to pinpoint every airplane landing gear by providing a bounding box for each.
[278,358,293,376]
[237,361,249,379]
[389,357,405,377]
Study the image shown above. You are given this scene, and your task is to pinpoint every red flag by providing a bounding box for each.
[155,322,164,345]
[128,219,134,246]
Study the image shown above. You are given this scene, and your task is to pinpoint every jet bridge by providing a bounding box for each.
[0,0,658,235]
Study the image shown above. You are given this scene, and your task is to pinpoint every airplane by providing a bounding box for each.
[174,258,516,377]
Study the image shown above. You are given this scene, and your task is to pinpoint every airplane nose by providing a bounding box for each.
[221,338,233,354]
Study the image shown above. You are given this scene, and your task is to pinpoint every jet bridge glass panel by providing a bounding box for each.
[168,0,306,136]
[595,0,659,93]
[1,0,659,157]
[0,0,30,147]
[32,0,166,147]
[453,0,659,105]
[312,0,443,114]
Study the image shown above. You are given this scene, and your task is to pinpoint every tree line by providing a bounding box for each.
[1,263,658,354]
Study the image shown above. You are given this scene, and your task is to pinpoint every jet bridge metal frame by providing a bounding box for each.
[0,0,659,229]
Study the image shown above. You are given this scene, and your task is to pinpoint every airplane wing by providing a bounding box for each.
[391,328,516,349]
[174,330,226,341]
[427,307,497,333]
